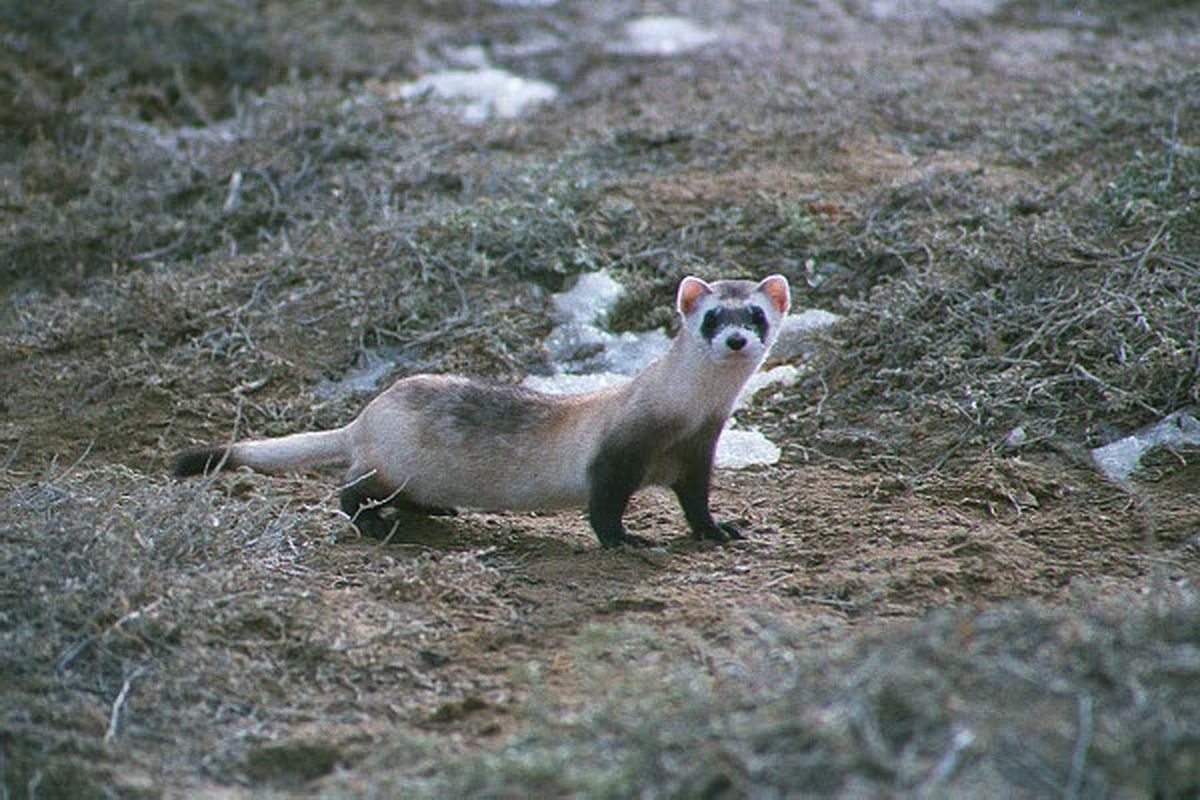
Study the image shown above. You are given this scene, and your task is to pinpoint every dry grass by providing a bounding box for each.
[366,588,1200,799]
[0,464,333,791]
[333,585,1200,796]
[0,463,530,794]
[808,66,1200,470]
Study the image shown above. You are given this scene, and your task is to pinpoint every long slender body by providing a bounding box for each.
[173,275,791,547]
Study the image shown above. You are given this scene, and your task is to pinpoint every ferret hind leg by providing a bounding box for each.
[339,471,456,539]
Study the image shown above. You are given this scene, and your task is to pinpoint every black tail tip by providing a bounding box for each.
[171,446,231,478]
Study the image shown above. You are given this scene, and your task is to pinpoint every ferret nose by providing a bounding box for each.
[725,332,747,351]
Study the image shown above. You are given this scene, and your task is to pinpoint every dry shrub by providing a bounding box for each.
[0,462,527,795]
[379,588,1200,798]
[0,83,412,291]
[0,464,338,792]
[822,68,1200,459]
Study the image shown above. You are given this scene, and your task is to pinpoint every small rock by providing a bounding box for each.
[1091,407,1200,484]
[1004,426,1027,449]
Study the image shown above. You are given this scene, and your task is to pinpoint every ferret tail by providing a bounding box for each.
[172,426,351,478]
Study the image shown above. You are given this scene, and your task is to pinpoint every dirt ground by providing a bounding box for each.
[2,1,1199,797]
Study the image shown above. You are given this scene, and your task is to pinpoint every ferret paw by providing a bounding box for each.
[694,521,744,542]
[353,513,398,541]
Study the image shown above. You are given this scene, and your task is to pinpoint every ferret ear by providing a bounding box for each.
[757,274,791,315]
[676,276,712,316]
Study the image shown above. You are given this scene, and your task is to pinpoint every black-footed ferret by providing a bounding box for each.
[173,274,791,548]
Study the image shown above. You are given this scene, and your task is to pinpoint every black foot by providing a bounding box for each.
[693,521,744,543]
[351,507,399,540]
[172,445,231,477]
[340,477,457,541]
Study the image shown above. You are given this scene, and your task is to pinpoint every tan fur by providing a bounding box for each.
[347,377,602,510]
[228,427,351,474]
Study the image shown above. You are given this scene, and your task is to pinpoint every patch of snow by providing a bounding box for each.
[737,365,800,409]
[604,330,672,374]
[540,269,670,376]
[610,16,719,56]
[1091,408,1200,485]
[317,349,399,399]
[865,0,1002,21]
[786,308,843,333]
[551,271,625,325]
[392,68,558,123]
[771,308,842,361]
[542,322,670,376]
[443,44,491,70]
[542,320,608,363]
[716,428,782,469]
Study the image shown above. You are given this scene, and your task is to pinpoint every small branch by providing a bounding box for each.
[1160,97,1180,193]
[222,170,244,214]
[130,230,190,263]
[1132,220,1169,271]
[918,727,976,797]
[1062,693,1093,800]
[47,441,94,484]
[105,667,145,744]
[59,600,163,672]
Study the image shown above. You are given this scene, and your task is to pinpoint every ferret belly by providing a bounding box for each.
[350,411,595,511]
[347,376,711,513]
[399,444,592,511]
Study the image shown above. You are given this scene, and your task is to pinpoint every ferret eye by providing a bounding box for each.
[701,309,720,339]
[749,306,767,325]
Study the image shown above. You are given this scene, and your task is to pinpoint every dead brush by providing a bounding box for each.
[377,588,1200,799]
[825,110,1200,471]
[0,459,355,783]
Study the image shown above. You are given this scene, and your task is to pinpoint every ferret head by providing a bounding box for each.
[676,275,791,364]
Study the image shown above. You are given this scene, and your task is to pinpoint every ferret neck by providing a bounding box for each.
[636,330,764,416]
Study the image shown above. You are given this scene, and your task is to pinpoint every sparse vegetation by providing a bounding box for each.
[377,592,1200,798]
[2,0,1199,797]
[835,136,1200,453]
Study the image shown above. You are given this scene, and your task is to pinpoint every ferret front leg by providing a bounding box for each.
[587,446,653,548]
[672,433,743,543]
[673,472,742,542]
